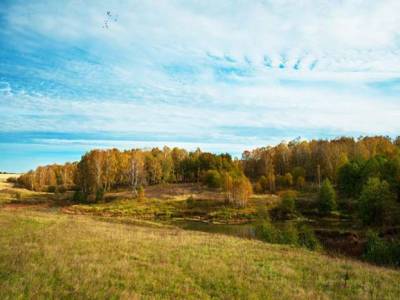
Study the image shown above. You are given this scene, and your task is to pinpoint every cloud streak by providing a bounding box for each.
[0,0,399,171]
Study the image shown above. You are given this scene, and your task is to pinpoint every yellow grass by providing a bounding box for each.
[0,209,399,299]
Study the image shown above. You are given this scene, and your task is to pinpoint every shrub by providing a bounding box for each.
[278,191,297,217]
[203,170,222,188]
[258,176,268,192]
[255,219,278,243]
[318,179,336,215]
[6,177,17,184]
[57,185,67,194]
[137,185,145,200]
[95,188,104,202]
[255,220,320,251]
[296,176,305,190]
[254,182,263,194]
[363,230,400,267]
[47,185,57,193]
[298,225,320,250]
[292,167,306,183]
[283,173,293,187]
[277,223,299,245]
[186,195,195,208]
[72,190,87,203]
[358,177,396,225]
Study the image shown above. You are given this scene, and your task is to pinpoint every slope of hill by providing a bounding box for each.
[0,209,399,299]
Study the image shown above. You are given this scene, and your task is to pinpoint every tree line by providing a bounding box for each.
[17,136,399,207]
[17,146,252,205]
[243,136,399,194]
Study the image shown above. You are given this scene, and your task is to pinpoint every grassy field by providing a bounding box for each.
[1,209,400,299]
[0,173,54,206]
[1,174,400,298]
[65,183,280,224]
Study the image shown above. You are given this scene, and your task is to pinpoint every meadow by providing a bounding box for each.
[1,174,400,299]
[2,209,400,299]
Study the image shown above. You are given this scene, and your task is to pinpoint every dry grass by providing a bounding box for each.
[0,173,54,207]
[0,209,399,299]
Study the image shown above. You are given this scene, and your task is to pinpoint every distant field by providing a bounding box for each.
[0,173,53,206]
[1,209,399,299]
[0,173,20,187]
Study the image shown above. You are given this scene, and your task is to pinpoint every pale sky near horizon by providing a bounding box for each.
[1,0,400,172]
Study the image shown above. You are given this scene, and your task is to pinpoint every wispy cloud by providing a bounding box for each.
[0,0,400,170]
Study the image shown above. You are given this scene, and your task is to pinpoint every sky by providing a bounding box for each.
[0,0,400,172]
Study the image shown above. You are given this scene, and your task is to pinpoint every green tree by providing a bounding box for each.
[278,191,296,217]
[358,177,396,225]
[318,179,336,214]
[203,170,222,188]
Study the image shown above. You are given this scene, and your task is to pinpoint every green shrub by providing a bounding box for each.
[203,170,222,188]
[363,230,400,267]
[186,195,195,207]
[47,185,57,193]
[278,191,297,217]
[95,188,104,202]
[277,223,299,245]
[255,220,319,251]
[318,179,336,215]
[358,177,396,225]
[72,191,87,203]
[255,219,278,243]
[298,225,320,251]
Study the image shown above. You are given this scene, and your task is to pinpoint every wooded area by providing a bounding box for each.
[18,136,400,203]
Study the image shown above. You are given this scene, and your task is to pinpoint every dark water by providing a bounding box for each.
[170,220,257,239]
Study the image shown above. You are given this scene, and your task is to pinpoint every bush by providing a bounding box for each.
[186,195,195,207]
[318,179,336,215]
[203,170,222,188]
[278,191,297,217]
[255,219,278,243]
[72,191,87,203]
[283,173,293,187]
[137,185,145,200]
[298,225,320,251]
[258,176,268,192]
[6,177,17,184]
[363,230,400,267]
[255,220,320,251]
[296,176,305,190]
[254,182,263,194]
[57,185,67,194]
[358,177,396,225]
[277,223,299,245]
[47,185,57,193]
[95,188,104,202]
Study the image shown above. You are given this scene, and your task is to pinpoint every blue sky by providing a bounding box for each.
[1,0,400,172]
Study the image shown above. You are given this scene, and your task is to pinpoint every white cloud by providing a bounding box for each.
[1,0,400,152]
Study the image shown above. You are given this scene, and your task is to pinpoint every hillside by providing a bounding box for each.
[1,209,399,299]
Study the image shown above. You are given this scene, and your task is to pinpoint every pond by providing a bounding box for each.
[169,219,257,239]
[167,217,364,257]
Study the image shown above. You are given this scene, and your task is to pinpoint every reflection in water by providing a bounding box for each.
[170,220,256,239]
